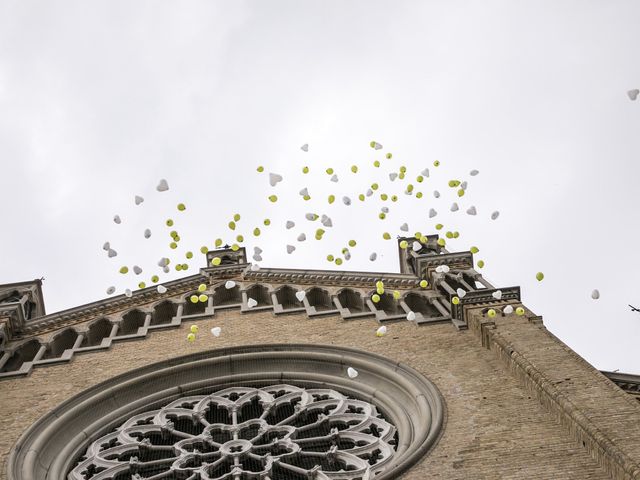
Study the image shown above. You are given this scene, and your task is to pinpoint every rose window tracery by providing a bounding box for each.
[69,384,398,480]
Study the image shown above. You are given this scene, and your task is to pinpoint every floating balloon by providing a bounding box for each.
[225,280,236,289]
[166,219,174,227]
[158,257,169,267]
[302,166,309,174]
[295,291,306,302]
[400,240,408,249]
[187,333,196,342]
[433,160,440,167]
[135,195,144,205]
[299,187,309,197]
[456,288,466,298]
[466,206,477,215]
[491,211,500,220]
[190,295,199,303]
[372,294,381,303]
[429,208,437,218]
[269,173,283,186]
[297,233,306,242]
[400,223,409,232]
[628,89,639,101]
[369,252,377,261]
[138,282,146,289]
[301,143,309,151]
[253,254,262,261]
[287,245,296,254]
[157,285,167,294]
[156,179,169,192]
[470,246,479,254]
[247,298,258,308]
[351,165,358,173]
[343,196,352,206]
[198,283,207,292]
[144,229,151,239]
[492,290,502,300]
[190,325,199,333]
[125,289,132,298]
[516,307,525,315]
[133,265,142,275]
[257,165,264,172]
[419,279,428,288]
[305,213,318,221]
[487,309,496,318]
[376,326,387,337]
[433,191,440,198]
[108,249,117,258]
[406,311,416,321]
[477,260,485,268]
[452,296,460,305]
[347,367,359,378]
[211,326,222,337]
[286,220,295,229]
[450,203,459,212]
[106,286,115,295]
[328,194,335,204]
[536,272,544,281]
[177,203,186,211]
[113,215,121,224]
[268,195,278,203]
[503,305,514,314]
[250,264,260,271]
[253,228,261,236]
[330,174,338,182]
[382,232,391,240]
[591,289,600,300]
[102,241,110,251]
[366,189,373,197]
[119,266,128,274]
[389,173,398,181]
[321,215,332,227]
[370,141,382,150]
[470,170,479,176]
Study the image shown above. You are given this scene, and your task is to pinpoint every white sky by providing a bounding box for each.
[0,1,638,374]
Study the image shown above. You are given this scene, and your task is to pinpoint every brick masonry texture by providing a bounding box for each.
[0,307,631,480]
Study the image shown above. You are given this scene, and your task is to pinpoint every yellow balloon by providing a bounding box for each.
[327,254,334,262]
[211,257,221,266]
[380,193,388,201]
[302,166,309,174]
[328,194,335,204]
[371,183,379,190]
[398,172,405,180]
[176,264,182,271]
[186,251,193,259]
[233,213,241,222]
[253,228,261,236]
[433,160,440,167]
[335,258,343,265]
[199,294,208,303]
[419,279,428,288]
[326,168,334,175]
[407,184,414,192]
[487,309,497,318]
[375,281,384,289]
[187,333,196,342]
[457,189,465,197]
[231,244,239,251]
[536,272,544,281]
[400,240,408,249]
[166,219,174,227]
[182,264,189,270]
[452,296,460,305]
[190,325,199,333]
[416,175,424,183]
[391,195,398,202]
[263,219,271,226]
[400,166,407,173]
[477,260,485,268]
[228,221,236,230]
[516,307,525,316]
[393,290,401,300]
[348,240,357,247]
[416,192,423,198]
[236,235,244,242]
[372,294,380,303]
[376,286,384,295]
[190,295,199,303]
[138,282,146,289]
[359,194,365,201]
[268,195,278,203]
[437,238,446,246]
[453,231,459,239]
[435,224,443,230]
[257,166,264,172]
[351,165,358,173]
[215,238,223,247]
[177,203,186,211]
[420,236,427,243]
[303,195,311,201]
[383,232,391,240]
[386,153,392,159]
[151,275,159,283]
[379,212,386,220]
[470,246,479,253]
[119,266,128,274]
[170,242,177,249]
[446,231,453,239]
[373,160,380,168]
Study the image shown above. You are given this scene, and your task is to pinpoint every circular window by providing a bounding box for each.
[8,344,444,480]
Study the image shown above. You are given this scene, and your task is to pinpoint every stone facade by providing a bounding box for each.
[1,242,639,479]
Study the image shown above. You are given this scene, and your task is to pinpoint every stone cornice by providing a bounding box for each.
[241,267,419,288]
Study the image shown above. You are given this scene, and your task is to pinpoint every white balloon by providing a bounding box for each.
[107,249,117,258]
[321,215,332,227]
[301,143,309,151]
[330,174,338,182]
[250,264,260,271]
[381,207,389,214]
[157,285,167,294]
[429,208,437,218]
[225,280,236,289]
[286,245,296,254]
[247,298,258,308]
[102,241,110,251]
[297,233,306,242]
[369,252,377,261]
[441,265,450,273]
[376,325,387,336]
[344,251,351,261]
[295,291,306,302]
[347,367,359,378]
[144,228,152,239]
[466,206,477,215]
[106,286,115,295]
[492,290,502,300]
[156,179,169,192]
[399,223,409,232]
[157,257,169,267]
[113,215,121,224]
[433,190,440,198]
[299,187,309,196]
[372,142,383,150]
[406,311,416,321]
[389,173,398,181]
[135,195,144,205]
[491,211,500,220]
[456,288,466,298]
[163,266,170,273]
[305,213,316,221]
[422,168,430,177]
[627,89,639,101]
[269,173,283,186]
[133,265,142,275]
[211,326,222,337]
[254,246,263,254]
[342,196,351,206]
[591,289,600,300]
[125,289,133,298]
[286,221,295,229]
[503,305,514,314]
[469,169,479,176]
[450,202,459,212]
[412,241,422,252]
[253,254,263,262]
[366,189,373,197]
[460,181,467,190]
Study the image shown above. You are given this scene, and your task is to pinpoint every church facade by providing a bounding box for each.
[1,238,639,479]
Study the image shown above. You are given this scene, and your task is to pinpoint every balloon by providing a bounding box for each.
[106,286,115,295]
[108,249,117,258]
[295,290,306,301]
[253,228,261,236]
[516,307,525,315]
[305,213,318,221]
[302,166,309,174]
[371,183,379,190]
[376,326,387,337]
[211,257,221,266]
[190,325,199,333]
[406,311,416,321]
[268,195,278,203]
[286,220,295,229]
[326,254,334,262]
[343,196,351,206]
[503,305,514,314]
[487,309,496,318]
[591,289,600,300]
[370,141,382,150]
[301,143,309,151]
[413,241,422,251]
[536,272,544,281]
[228,221,236,230]
[225,281,236,289]
[369,252,377,261]
[187,333,196,342]
[477,260,485,268]
[389,173,398,181]
[400,240,408,249]
[297,233,306,242]
[419,280,428,288]
[433,160,440,167]
[628,89,639,101]
[435,223,443,230]
[156,179,169,192]
[422,168,430,177]
[299,187,309,197]
[177,203,186,211]
[330,174,339,182]
[429,208,437,218]
[437,238,446,246]
[113,215,121,224]
[450,203,459,212]
[157,285,167,294]
[247,298,258,308]
[457,189,465,197]
[460,181,467,190]
[382,232,391,240]
[366,189,373,197]
[492,290,502,300]
[231,244,240,251]
[328,195,335,204]
[372,294,380,303]
[400,223,409,232]
[470,170,479,176]
[257,166,264,172]
[119,266,128,274]
[198,283,207,292]
[125,289,132,298]
[466,206,477,215]
[416,175,424,183]
[264,218,271,226]
[138,282,146,289]
[102,241,110,251]
[199,294,208,303]
[347,367,359,378]
[144,229,151,239]
[287,245,296,254]
[166,219,174,227]
[269,173,283,186]
[452,296,460,305]
[470,246,479,254]
[321,215,332,227]
[416,192,423,198]
[133,265,142,275]
[253,254,262,261]
[392,290,401,300]
[351,165,358,173]
[211,326,222,337]
[170,242,177,249]
[215,238,223,247]
[491,211,500,220]
[176,264,182,271]
[456,288,466,298]
[335,258,343,265]
[373,160,380,168]
[386,153,392,159]
[250,264,260,271]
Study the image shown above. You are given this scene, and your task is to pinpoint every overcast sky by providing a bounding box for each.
[0,1,638,374]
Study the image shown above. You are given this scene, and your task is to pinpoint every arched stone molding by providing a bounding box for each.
[8,344,445,480]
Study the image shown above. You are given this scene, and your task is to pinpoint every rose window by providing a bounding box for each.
[69,384,398,480]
